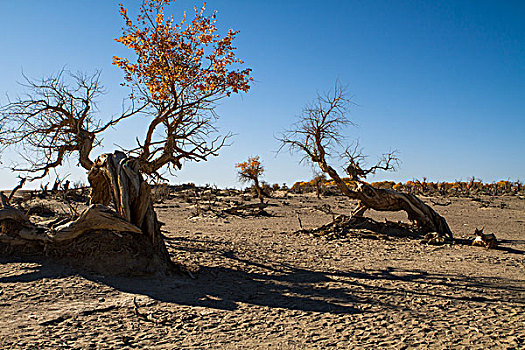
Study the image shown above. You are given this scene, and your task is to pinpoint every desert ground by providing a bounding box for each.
[1,189,524,349]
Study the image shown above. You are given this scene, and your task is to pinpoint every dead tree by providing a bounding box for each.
[8,177,26,202]
[0,0,252,275]
[279,83,452,238]
[312,173,326,199]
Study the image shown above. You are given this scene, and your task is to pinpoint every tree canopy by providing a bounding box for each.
[236,156,264,183]
[113,0,252,177]
[0,0,252,181]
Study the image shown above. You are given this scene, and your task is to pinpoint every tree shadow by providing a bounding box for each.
[0,254,361,314]
[495,246,525,255]
[2,248,523,317]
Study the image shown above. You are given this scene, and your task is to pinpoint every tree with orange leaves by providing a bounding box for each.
[236,156,265,203]
[113,0,252,176]
[0,0,252,276]
[87,0,251,272]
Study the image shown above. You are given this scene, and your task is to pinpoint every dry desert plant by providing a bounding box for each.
[279,82,452,238]
[236,156,266,203]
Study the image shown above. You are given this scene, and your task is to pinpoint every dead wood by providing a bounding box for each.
[0,205,31,224]
[0,70,140,180]
[430,199,452,206]
[0,150,191,275]
[0,178,174,275]
[8,177,26,201]
[88,151,175,273]
[350,182,453,238]
[0,192,33,228]
[0,192,10,208]
[51,204,142,242]
[296,214,422,241]
[1,203,148,244]
[314,204,339,222]
[222,203,270,217]
[278,82,453,238]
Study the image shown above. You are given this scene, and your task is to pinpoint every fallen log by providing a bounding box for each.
[222,203,270,216]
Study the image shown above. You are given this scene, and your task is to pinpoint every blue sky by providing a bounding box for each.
[0,0,523,189]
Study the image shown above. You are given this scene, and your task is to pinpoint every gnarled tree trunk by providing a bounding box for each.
[319,160,452,238]
[350,182,452,237]
[0,151,176,275]
[88,151,174,271]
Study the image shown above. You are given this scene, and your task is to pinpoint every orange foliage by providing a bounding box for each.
[236,156,264,182]
[113,0,252,102]
[290,178,523,196]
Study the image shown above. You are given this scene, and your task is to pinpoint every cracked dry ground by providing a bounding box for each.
[1,194,524,349]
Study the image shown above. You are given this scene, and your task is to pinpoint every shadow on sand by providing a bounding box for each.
[2,243,524,316]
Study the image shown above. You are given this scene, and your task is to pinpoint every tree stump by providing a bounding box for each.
[88,151,175,273]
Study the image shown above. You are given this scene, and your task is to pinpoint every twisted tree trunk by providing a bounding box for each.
[88,151,174,270]
[0,151,176,275]
[318,159,452,238]
[253,178,264,203]
[350,182,452,237]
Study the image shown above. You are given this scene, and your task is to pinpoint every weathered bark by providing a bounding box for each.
[350,182,452,237]
[315,156,452,237]
[0,151,176,275]
[87,151,174,272]
[253,178,264,203]
[50,204,142,242]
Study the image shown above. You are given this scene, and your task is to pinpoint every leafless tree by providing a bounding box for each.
[279,83,452,237]
[0,70,139,179]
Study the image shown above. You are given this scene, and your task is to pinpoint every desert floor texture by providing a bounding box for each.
[1,191,524,349]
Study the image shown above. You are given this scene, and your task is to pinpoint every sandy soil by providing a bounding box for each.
[1,192,524,349]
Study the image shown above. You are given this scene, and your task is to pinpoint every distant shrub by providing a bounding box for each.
[289,178,523,197]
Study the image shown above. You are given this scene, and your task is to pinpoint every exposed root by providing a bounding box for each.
[0,203,178,276]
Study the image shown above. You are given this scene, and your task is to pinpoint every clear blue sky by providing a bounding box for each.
[0,0,523,189]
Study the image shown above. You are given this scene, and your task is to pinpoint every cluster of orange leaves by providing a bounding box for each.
[236,156,264,181]
[292,178,522,195]
[376,180,520,194]
[113,0,252,102]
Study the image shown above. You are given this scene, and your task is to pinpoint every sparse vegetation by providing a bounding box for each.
[236,156,266,203]
[291,178,525,197]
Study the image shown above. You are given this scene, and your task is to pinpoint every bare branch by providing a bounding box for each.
[8,177,26,201]
[278,82,357,198]
[342,141,400,181]
[0,70,140,180]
